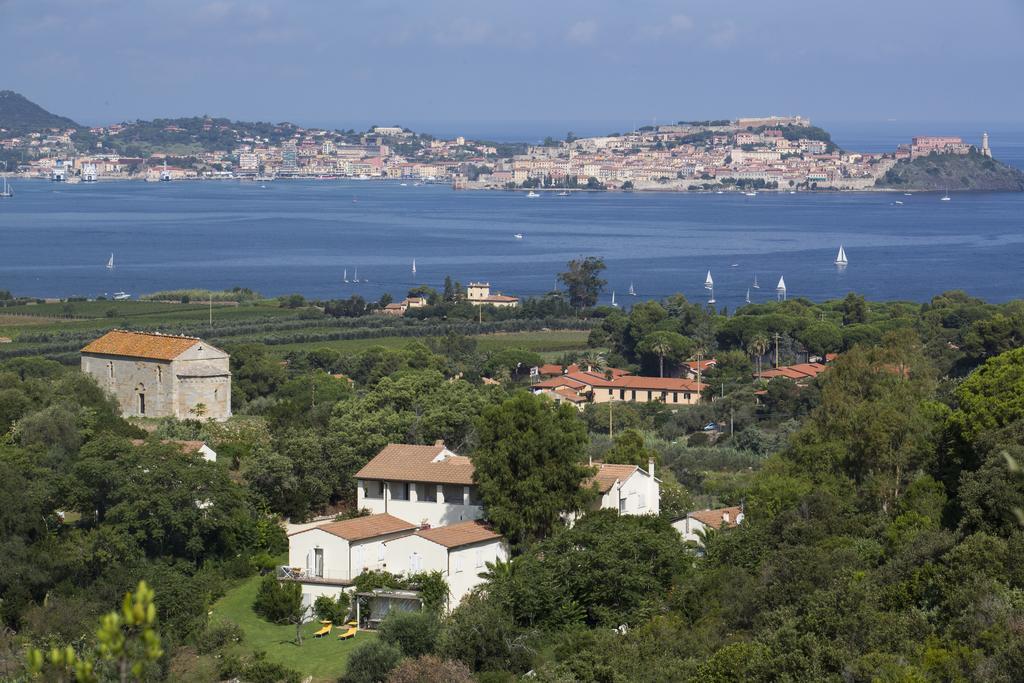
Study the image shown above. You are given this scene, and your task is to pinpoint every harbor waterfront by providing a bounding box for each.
[1,178,1023,308]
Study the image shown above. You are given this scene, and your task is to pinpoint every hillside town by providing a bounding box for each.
[0,110,996,191]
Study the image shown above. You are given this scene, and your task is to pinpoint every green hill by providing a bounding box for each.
[876,150,1024,191]
[0,90,79,136]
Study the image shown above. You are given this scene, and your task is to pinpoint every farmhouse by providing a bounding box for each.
[80,330,231,420]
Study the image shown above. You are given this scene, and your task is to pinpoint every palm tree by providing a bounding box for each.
[577,350,606,372]
[649,338,674,378]
[747,335,770,378]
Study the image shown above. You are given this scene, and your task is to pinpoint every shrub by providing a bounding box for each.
[242,651,301,683]
[343,640,404,683]
[378,609,439,658]
[252,575,301,623]
[313,593,350,624]
[386,655,473,683]
[196,620,244,654]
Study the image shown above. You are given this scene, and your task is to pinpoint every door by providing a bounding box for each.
[314,548,324,578]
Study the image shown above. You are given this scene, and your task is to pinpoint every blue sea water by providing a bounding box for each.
[1,132,1022,310]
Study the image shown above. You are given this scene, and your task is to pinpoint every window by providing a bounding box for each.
[468,486,483,506]
[363,480,384,499]
[377,542,385,561]
[672,392,679,403]
[391,482,410,501]
[618,497,626,513]
[630,390,636,400]
[354,545,363,570]
[660,391,667,402]
[619,389,625,400]
[638,493,647,509]
[647,390,653,401]
[156,366,162,384]
[442,484,463,504]
[138,393,146,415]
[475,548,484,568]
[608,389,613,397]
[684,392,692,401]
[314,548,324,577]
[108,362,114,379]
[454,554,463,573]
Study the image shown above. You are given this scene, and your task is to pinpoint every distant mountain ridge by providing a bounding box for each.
[0,91,79,136]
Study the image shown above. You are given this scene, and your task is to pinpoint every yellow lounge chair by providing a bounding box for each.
[337,625,357,640]
[313,621,332,638]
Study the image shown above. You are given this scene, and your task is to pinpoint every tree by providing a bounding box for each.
[557,257,607,311]
[343,640,403,683]
[253,574,302,624]
[603,429,658,467]
[26,581,164,683]
[386,656,473,683]
[747,334,770,377]
[637,331,693,377]
[473,392,593,546]
[378,609,440,657]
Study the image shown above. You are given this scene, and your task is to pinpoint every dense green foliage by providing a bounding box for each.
[0,90,79,135]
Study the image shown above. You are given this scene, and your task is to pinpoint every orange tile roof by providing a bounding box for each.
[81,330,201,361]
[688,506,743,528]
[552,387,587,403]
[538,363,580,376]
[608,375,706,391]
[416,520,501,548]
[588,463,640,493]
[300,513,417,541]
[355,442,475,485]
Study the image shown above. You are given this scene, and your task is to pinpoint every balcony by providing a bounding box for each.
[277,566,353,587]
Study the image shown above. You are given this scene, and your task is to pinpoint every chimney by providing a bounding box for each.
[722,511,730,524]
[647,458,656,514]
[647,457,655,479]
[434,439,444,447]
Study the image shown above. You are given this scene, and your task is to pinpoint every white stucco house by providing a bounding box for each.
[588,460,660,516]
[673,505,744,544]
[284,513,418,605]
[354,441,484,527]
[80,330,231,421]
[382,520,508,608]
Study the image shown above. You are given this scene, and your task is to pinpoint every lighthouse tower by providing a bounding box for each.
[981,132,992,158]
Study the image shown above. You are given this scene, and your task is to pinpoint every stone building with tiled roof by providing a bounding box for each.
[80,330,231,421]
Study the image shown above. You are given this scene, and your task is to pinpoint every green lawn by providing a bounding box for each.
[208,575,371,682]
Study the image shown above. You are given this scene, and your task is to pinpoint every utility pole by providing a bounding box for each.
[608,400,613,438]
[209,293,213,329]
[774,333,781,368]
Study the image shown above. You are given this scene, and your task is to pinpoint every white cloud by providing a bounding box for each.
[669,14,694,32]
[708,21,738,49]
[566,19,598,45]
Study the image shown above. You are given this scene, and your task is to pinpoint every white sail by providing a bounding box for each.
[776,276,787,300]
[746,288,751,304]
[353,268,359,283]
[704,270,714,290]
[834,245,848,265]
[343,269,348,283]
[611,291,617,307]
[412,259,416,276]
[106,253,114,270]
[752,273,760,289]
[628,282,636,296]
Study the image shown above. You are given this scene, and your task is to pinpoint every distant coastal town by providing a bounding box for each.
[1,91,1018,192]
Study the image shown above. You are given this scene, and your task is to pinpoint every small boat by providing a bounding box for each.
[941,189,951,201]
[353,268,359,283]
[730,263,739,267]
[745,288,751,304]
[352,196,358,203]
[413,182,423,187]
[0,175,13,198]
[343,268,348,283]
[789,190,796,194]
[776,276,787,301]
[611,291,618,307]
[513,233,524,239]
[893,200,904,205]
[752,273,760,289]
[558,191,569,196]
[113,292,131,301]
[834,245,848,266]
[106,253,115,270]
[412,259,417,277]
[400,183,408,187]
[526,191,540,198]
[744,190,757,197]
[705,270,715,304]
[628,282,636,296]
[904,192,913,196]
[715,190,724,194]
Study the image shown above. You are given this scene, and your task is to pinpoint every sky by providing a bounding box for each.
[2,0,1023,138]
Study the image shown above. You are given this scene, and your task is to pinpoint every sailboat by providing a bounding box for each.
[941,188,951,201]
[834,245,848,266]
[412,259,417,278]
[106,253,114,270]
[752,273,760,289]
[704,270,715,304]
[0,175,12,198]
[745,288,751,304]
[628,282,636,296]
[611,291,618,307]
[343,269,348,283]
[353,268,359,283]
[776,276,787,301]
